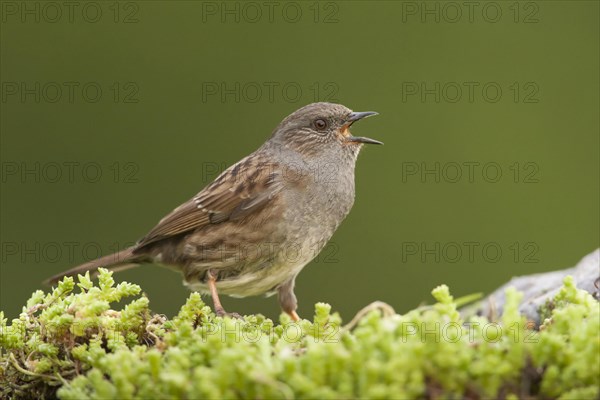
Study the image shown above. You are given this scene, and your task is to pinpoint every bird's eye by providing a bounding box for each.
[314,119,328,131]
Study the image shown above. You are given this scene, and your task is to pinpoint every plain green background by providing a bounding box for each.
[1,1,598,320]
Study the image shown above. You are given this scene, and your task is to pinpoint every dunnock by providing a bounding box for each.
[46,102,381,320]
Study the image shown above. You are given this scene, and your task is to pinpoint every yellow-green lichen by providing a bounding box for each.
[0,269,598,399]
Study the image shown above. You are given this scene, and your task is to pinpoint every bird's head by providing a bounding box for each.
[268,102,382,160]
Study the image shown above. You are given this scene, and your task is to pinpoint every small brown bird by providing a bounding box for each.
[46,102,382,320]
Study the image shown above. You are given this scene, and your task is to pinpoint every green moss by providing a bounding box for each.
[1,269,598,399]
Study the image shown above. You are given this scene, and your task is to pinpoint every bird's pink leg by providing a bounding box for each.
[207,270,241,319]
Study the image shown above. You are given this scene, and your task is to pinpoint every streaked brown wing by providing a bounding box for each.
[135,155,281,249]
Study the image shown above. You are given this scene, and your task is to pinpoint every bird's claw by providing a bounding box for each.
[215,308,243,319]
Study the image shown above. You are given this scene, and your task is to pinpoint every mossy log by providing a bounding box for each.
[1,254,599,399]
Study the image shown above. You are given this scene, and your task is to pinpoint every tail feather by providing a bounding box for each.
[44,247,141,285]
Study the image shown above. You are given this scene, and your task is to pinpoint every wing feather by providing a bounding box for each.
[135,156,281,249]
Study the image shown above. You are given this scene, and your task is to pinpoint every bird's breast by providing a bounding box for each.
[280,162,355,250]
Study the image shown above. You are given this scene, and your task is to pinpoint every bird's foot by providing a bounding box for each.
[214,306,243,319]
[287,310,301,322]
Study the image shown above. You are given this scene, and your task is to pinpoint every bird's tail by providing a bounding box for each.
[44,247,142,285]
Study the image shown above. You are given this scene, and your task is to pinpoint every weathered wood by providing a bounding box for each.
[463,249,599,325]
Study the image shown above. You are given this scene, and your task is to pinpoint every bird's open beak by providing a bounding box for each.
[345,111,383,145]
